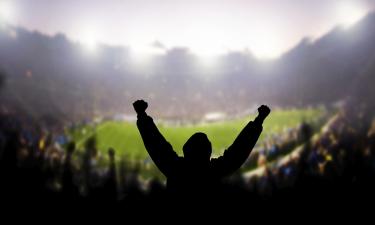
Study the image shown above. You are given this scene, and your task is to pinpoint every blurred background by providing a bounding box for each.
[0,0,375,208]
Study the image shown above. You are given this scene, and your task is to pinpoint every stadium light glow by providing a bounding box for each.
[130,42,166,58]
[128,48,157,76]
[249,38,282,60]
[2,1,375,62]
[79,27,99,53]
[198,54,219,69]
[246,23,285,60]
[0,0,15,24]
[336,1,367,27]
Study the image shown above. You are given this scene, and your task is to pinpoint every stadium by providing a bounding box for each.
[0,0,375,217]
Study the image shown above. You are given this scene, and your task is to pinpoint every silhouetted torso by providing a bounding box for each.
[136,113,264,197]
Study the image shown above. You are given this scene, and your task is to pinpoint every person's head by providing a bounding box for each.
[108,148,115,161]
[183,132,212,164]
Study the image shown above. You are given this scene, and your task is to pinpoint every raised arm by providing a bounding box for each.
[133,100,179,177]
[211,105,271,177]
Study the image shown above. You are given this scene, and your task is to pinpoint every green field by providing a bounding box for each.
[69,108,323,160]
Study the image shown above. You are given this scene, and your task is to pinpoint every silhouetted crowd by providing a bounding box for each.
[241,119,322,172]
[244,108,375,201]
[0,104,374,213]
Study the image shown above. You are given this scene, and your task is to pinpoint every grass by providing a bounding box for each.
[69,108,323,160]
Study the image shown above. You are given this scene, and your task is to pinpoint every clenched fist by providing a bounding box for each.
[133,99,148,115]
[258,105,271,119]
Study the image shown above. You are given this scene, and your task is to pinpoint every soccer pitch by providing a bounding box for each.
[70,108,323,159]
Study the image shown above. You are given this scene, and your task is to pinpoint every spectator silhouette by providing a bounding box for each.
[103,148,118,201]
[62,142,79,200]
[133,99,270,199]
[82,136,97,196]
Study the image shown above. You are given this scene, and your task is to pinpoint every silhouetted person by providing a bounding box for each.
[82,136,97,196]
[103,148,118,201]
[62,142,79,200]
[133,99,270,199]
